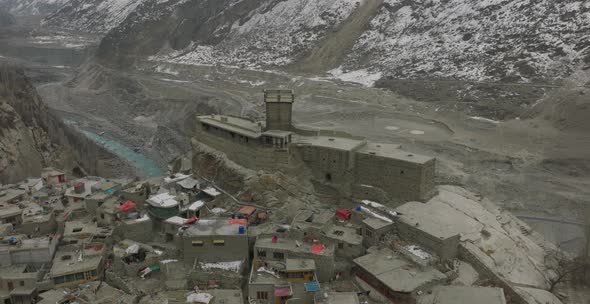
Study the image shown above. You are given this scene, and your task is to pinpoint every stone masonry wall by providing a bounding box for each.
[354,153,434,202]
[396,219,460,261]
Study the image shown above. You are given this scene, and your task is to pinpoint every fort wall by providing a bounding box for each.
[355,154,435,202]
[194,126,289,172]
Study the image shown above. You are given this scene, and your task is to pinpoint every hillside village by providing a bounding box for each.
[0,90,577,304]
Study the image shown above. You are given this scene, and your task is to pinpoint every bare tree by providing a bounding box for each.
[545,248,590,292]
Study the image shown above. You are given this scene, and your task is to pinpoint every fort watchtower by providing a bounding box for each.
[264,89,294,131]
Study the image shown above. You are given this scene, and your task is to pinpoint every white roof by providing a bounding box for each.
[147,192,179,208]
[202,186,221,197]
[187,293,213,304]
[164,173,190,184]
[178,177,199,189]
[188,200,205,211]
[165,216,187,225]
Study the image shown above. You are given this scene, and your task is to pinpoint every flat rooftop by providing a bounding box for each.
[418,286,506,304]
[182,219,246,237]
[394,201,480,240]
[353,248,445,293]
[0,205,22,218]
[147,192,179,208]
[8,236,54,251]
[262,130,293,138]
[357,143,433,164]
[250,266,289,284]
[322,224,362,245]
[363,217,394,230]
[255,237,334,257]
[65,179,98,198]
[198,115,262,139]
[295,136,365,151]
[321,292,360,304]
[0,189,25,203]
[50,248,103,277]
[286,258,316,272]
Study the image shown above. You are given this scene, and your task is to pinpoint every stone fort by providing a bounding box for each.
[193,90,436,203]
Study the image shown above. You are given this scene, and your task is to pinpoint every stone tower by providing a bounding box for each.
[264,89,294,131]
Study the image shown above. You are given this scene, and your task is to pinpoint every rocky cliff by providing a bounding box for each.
[0,63,132,183]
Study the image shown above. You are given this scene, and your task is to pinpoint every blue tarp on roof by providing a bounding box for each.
[304,281,320,292]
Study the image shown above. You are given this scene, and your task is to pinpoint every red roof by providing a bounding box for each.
[236,206,257,216]
[336,209,352,220]
[311,244,326,254]
[118,200,137,212]
[184,217,200,225]
[274,287,291,297]
[228,218,248,225]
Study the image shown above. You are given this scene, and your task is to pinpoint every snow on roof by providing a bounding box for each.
[200,260,243,273]
[125,214,150,224]
[165,216,187,225]
[178,177,199,189]
[188,200,205,211]
[147,192,179,208]
[202,186,221,197]
[361,200,384,209]
[210,208,226,214]
[360,206,393,223]
[164,173,190,184]
[404,245,432,260]
[187,292,213,304]
[160,259,178,264]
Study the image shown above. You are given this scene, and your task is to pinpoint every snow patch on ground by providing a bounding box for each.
[328,66,382,87]
[200,261,242,272]
[469,116,500,124]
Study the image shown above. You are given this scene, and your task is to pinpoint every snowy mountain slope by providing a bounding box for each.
[46,0,589,83]
[43,0,149,33]
[344,0,590,82]
[96,0,362,67]
[0,0,69,16]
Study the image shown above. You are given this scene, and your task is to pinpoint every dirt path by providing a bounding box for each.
[299,0,383,73]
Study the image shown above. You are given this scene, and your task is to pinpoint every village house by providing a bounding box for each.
[49,243,106,288]
[314,292,360,304]
[248,258,321,304]
[352,248,447,303]
[64,179,98,205]
[417,286,506,304]
[96,198,138,227]
[0,204,22,226]
[18,202,56,237]
[41,168,66,186]
[179,219,249,264]
[254,236,335,282]
[0,264,42,304]
[0,235,59,267]
[0,189,26,205]
[146,191,189,222]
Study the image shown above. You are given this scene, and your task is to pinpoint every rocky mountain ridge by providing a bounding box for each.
[0,0,69,16]
[77,0,590,84]
[42,0,148,34]
[0,63,133,183]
